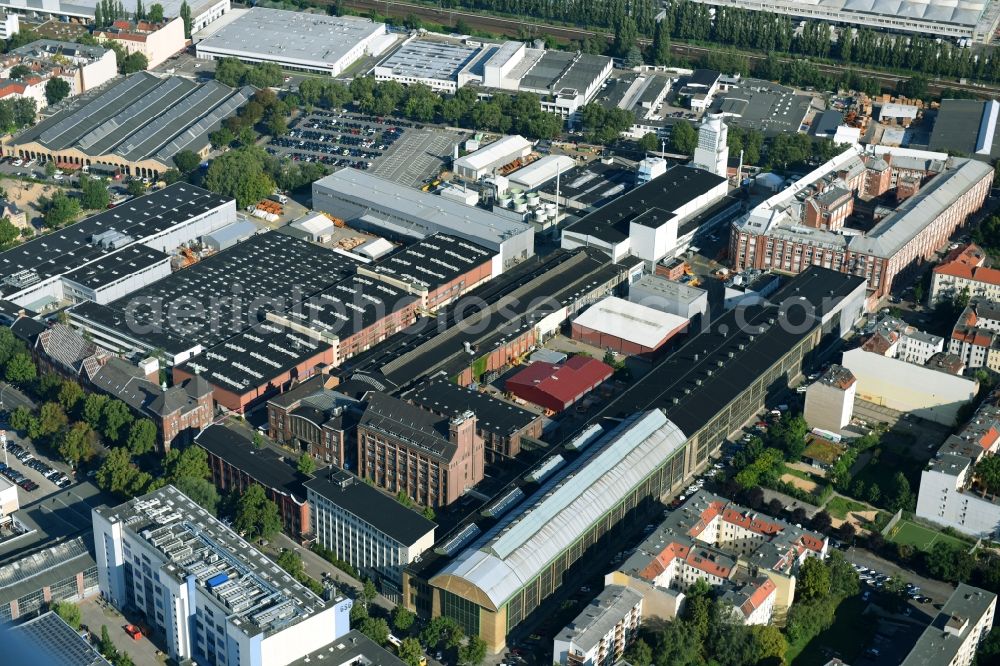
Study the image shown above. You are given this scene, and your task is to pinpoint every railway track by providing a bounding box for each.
[337,0,999,97]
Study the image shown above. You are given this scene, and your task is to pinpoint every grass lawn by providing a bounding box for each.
[789,596,873,666]
[826,496,869,520]
[887,519,968,552]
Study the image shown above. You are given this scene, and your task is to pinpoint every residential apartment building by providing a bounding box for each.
[553,585,643,666]
[730,146,993,301]
[803,365,856,432]
[608,491,827,625]
[950,300,1000,370]
[917,401,1000,537]
[92,485,353,666]
[0,40,117,108]
[94,17,186,69]
[929,243,1000,306]
[357,393,485,507]
[901,583,996,666]
[305,468,436,591]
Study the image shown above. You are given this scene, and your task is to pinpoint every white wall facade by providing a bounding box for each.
[804,381,855,432]
[842,348,978,425]
[917,459,1000,538]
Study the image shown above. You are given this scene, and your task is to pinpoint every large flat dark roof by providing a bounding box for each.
[304,468,436,546]
[368,233,495,292]
[577,267,864,437]
[63,243,168,290]
[929,99,1000,160]
[195,424,307,500]
[360,392,456,461]
[404,377,540,437]
[0,182,228,289]
[563,166,725,243]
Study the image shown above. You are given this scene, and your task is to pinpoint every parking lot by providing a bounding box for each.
[2,436,74,501]
[372,126,464,187]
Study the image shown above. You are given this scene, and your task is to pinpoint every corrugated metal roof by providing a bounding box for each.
[431,409,687,608]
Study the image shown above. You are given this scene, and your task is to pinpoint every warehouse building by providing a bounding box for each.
[306,468,436,592]
[561,164,730,264]
[508,49,612,120]
[195,9,393,77]
[358,233,496,312]
[688,0,1000,43]
[930,99,1000,161]
[202,219,259,252]
[0,482,109,623]
[374,36,484,93]
[5,72,256,177]
[730,145,994,301]
[404,377,543,462]
[628,274,708,322]
[571,297,690,356]
[196,424,312,538]
[708,78,812,136]
[345,249,641,390]
[68,230,359,363]
[93,485,353,666]
[417,409,689,652]
[313,168,535,271]
[0,182,234,310]
[6,611,111,665]
[508,154,576,191]
[506,355,613,413]
[454,135,532,181]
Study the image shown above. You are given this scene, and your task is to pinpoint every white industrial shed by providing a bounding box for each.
[509,155,575,191]
[454,135,532,180]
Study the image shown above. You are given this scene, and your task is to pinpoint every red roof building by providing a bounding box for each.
[505,355,613,413]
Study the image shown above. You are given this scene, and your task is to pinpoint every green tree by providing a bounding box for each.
[977,455,1000,496]
[126,179,146,197]
[96,447,147,497]
[827,551,860,598]
[670,119,697,156]
[8,64,30,79]
[57,422,97,466]
[179,0,192,38]
[392,605,415,632]
[44,160,57,178]
[459,636,487,666]
[234,484,282,541]
[750,624,787,664]
[148,3,164,22]
[362,578,378,605]
[203,147,275,209]
[925,541,975,583]
[624,638,653,666]
[173,149,200,173]
[613,15,638,58]
[174,475,220,514]
[9,405,36,435]
[397,637,424,666]
[637,132,659,152]
[360,616,389,646]
[0,217,19,251]
[5,352,35,385]
[422,506,436,521]
[652,18,671,65]
[126,418,157,455]
[44,77,71,106]
[209,128,234,150]
[51,600,82,630]
[82,393,108,429]
[44,192,81,229]
[297,452,316,475]
[276,548,305,579]
[162,445,210,483]
[99,625,117,660]
[350,600,369,625]
[797,556,832,601]
[101,399,133,444]
[80,175,110,210]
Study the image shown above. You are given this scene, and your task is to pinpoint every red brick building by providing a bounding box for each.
[357,393,485,507]
[267,374,360,469]
[505,355,613,413]
[196,424,312,538]
[571,297,689,356]
[730,147,993,301]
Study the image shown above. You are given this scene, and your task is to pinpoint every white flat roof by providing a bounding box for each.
[455,135,531,172]
[195,8,384,69]
[509,154,575,189]
[574,296,689,348]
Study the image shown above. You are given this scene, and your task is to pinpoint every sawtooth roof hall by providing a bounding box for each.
[5,72,255,178]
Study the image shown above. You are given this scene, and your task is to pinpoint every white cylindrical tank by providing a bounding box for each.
[526,192,540,206]
[514,201,527,213]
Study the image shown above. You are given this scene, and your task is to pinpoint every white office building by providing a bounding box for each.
[692,113,729,178]
[553,585,643,666]
[92,485,353,666]
[305,469,436,589]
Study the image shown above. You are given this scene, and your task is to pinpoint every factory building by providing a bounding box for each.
[313,168,534,271]
[730,145,994,302]
[454,135,533,181]
[195,9,393,77]
[571,297,690,356]
[0,182,234,310]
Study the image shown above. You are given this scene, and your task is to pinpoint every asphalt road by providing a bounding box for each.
[844,546,956,607]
